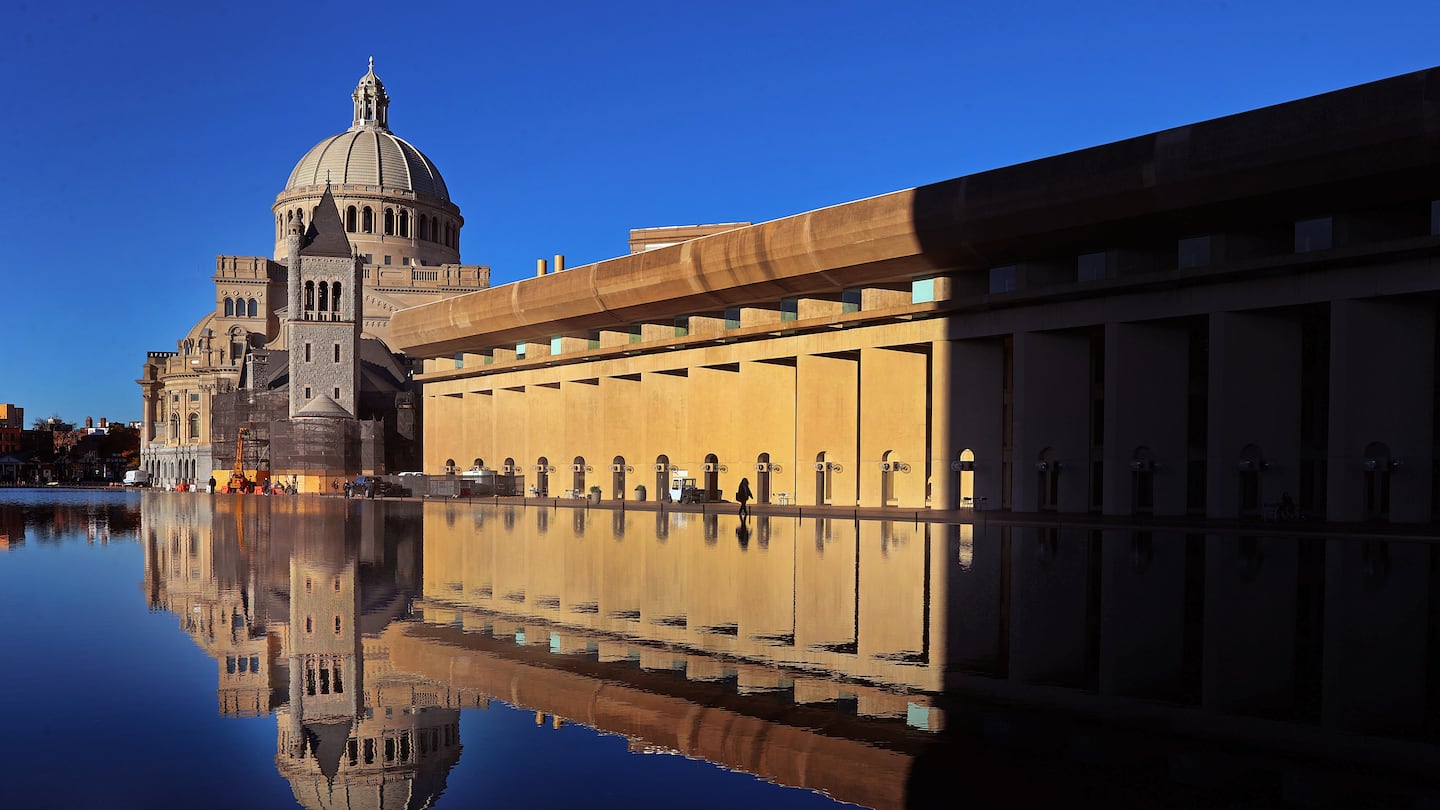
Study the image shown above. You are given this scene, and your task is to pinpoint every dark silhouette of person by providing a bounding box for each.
[736,477,753,519]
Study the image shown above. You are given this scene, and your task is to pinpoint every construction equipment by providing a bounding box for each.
[229,427,251,492]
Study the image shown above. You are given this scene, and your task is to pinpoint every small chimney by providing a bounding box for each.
[100,417,108,428]
[85,416,93,428]
[536,258,548,277]
[554,254,565,273]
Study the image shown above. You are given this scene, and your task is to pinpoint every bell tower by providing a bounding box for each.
[285,185,363,420]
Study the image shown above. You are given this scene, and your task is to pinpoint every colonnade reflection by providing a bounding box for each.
[136,493,1440,808]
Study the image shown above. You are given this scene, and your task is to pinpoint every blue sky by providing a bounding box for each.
[2,0,1438,424]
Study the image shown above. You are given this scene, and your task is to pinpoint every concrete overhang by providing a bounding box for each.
[390,66,1440,358]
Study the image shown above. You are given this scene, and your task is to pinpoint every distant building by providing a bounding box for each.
[0,404,21,455]
[628,223,751,254]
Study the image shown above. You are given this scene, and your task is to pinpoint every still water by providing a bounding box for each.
[1,490,1437,808]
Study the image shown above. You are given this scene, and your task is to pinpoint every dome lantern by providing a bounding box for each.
[351,56,389,131]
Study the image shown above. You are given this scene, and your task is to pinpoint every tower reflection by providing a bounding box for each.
[143,496,464,809]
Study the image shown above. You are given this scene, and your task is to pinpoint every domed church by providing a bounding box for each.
[138,61,489,491]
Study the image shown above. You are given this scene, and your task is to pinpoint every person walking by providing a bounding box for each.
[736,477,753,519]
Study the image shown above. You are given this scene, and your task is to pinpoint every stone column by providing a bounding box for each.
[1012,331,1091,513]
[1206,310,1302,518]
[1102,322,1189,516]
[1327,298,1435,522]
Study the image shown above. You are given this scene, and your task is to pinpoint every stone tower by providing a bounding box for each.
[286,185,363,420]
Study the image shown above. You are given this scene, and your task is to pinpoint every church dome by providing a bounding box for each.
[282,59,450,201]
[285,130,449,201]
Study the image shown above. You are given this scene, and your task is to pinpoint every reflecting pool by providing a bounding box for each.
[1,490,1438,808]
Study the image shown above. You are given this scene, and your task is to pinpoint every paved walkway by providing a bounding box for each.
[421,492,1440,541]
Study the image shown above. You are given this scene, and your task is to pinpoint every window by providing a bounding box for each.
[454,352,464,369]
[345,206,357,232]
[305,616,313,634]
[516,342,527,360]
[334,344,341,363]
[724,308,741,329]
[224,297,234,316]
[187,413,199,439]
[333,387,340,400]
[989,266,1016,293]
[247,299,258,318]
[780,299,798,322]
[911,277,935,303]
[334,615,342,634]
[304,387,312,399]
[189,393,199,402]
[399,209,410,237]
[1077,252,1107,282]
[1178,236,1212,269]
[841,289,862,313]
[1295,217,1333,253]
[304,343,312,363]
[550,336,562,355]
[362,206,374,233]
[384,255,392,265]
[384,208,394,235]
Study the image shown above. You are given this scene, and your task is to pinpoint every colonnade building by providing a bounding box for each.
[393,66,1440,523]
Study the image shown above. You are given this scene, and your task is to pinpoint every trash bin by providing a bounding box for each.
[634,484,646,502]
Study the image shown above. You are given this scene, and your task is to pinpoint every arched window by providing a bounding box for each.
[399,209,410,238]
[187,413,200,439]
[362,207,374,233]
[304,281,315,312]
[331,283,342,316]
[224,298,234,316]
[384,208,395,235]
[170,414,179,439]
[296,209,304,227]
[247,299,258,318]
[418,214,429,242]
[317,281,328,312]
[345,206,357,232]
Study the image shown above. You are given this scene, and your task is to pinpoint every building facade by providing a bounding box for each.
[392,65,1440,523]
[139,62,488,490]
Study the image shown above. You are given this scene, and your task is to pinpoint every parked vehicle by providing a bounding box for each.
[122,470,151,487]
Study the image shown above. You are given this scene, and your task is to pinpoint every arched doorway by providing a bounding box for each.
[612,455,627,499]
[471,457,484,472]
[1131,446,1155,515]
[655,454,671,502]
[756,452,772,504]
[956,449,975,508]
[535,456,550,497]
[814,451,839,506]
[880,450,898,507]
[572,456,587,496]
[1238,444,1264,518]
[1363,442,1393,522]
[703,454,720,502]
[1037,448,1058,512]
[443,458,456,475]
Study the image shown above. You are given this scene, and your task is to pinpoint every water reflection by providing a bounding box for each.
[121,494,1440,808]
[142,496,463,809]
[0,490,140,549]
